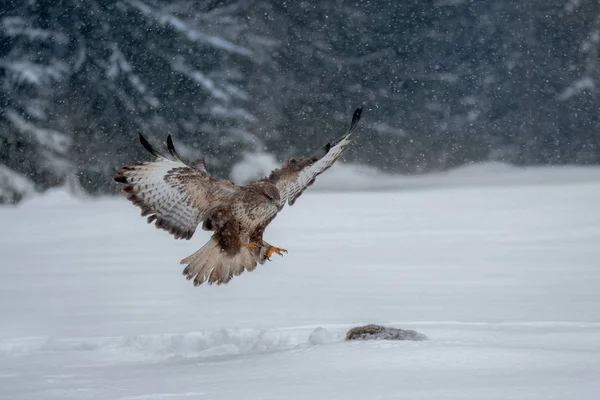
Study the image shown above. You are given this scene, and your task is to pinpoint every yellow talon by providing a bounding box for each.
[266,246,287,260]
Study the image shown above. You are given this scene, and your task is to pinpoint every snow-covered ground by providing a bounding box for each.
[1,164,600,399]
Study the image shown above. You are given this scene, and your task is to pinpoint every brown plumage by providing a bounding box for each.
[345,324,428,341]
[114,108,362,286]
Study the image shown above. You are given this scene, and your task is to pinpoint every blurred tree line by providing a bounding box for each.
[1,0,599,202]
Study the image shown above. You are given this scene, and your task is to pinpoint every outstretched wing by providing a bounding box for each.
[265,107,362,206]
[114,134,239,240]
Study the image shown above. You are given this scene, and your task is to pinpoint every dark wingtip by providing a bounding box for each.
[138,133,164,158]
[349,107,363,132]
[166,134,183,162]
[113,175,128,184]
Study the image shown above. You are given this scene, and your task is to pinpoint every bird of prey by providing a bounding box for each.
[114,108,362,286]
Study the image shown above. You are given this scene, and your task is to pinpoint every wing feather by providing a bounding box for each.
[114,135,239,240]
[166,134,184,163]
[266,107,362,206]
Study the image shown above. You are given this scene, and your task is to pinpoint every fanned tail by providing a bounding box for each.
[181,237,258,286]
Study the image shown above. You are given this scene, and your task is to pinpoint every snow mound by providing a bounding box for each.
[309,327,333,345]
[0,329,296,361]
[18,188,80,207]
[16,174,87,207]
[0,327,355,363]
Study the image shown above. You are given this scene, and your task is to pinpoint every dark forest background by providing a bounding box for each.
[1,0,599,203]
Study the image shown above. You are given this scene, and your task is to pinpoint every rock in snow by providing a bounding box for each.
[346,324,428,341]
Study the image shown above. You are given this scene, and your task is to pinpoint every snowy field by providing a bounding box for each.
[1,164,600,399]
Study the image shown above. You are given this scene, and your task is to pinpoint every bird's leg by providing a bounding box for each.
[264,244,287,261]
[245,242,258,255]
[246,241,287,263]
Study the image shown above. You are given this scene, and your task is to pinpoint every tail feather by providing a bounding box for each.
[181,237,258,286]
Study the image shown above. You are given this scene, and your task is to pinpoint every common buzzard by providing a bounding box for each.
[114,108,362,286]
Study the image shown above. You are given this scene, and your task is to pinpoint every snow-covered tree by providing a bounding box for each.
[1,0,263,201]
[1,0,600,202]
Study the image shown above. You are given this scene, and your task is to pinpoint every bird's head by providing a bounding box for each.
[258,183,282,209]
